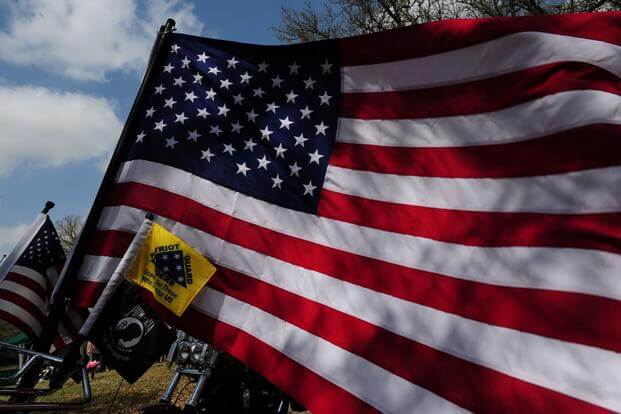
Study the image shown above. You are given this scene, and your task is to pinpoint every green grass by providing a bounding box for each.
[38,362,193,413]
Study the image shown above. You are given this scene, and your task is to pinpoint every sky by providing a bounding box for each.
[0,0,314,255]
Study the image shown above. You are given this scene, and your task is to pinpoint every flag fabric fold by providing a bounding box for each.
[70,12,621,413]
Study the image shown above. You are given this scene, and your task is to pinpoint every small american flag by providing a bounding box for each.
[74,12,621,413]
[0,217,82,349]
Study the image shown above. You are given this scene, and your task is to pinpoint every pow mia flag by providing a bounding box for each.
[90,281,176,383]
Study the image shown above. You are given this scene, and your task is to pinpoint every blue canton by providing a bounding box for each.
[124,34,340,213]
[16,217,66,274]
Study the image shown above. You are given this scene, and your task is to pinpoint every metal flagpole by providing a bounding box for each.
[14,18,177,397]
[0,201,55,283]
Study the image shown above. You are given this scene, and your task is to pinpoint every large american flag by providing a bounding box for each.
[0,217,82,349]
[73,12,621,413]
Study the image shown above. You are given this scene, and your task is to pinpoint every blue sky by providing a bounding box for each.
[0,0,314,254]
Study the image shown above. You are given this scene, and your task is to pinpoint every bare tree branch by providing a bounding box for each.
[55,214,83,254]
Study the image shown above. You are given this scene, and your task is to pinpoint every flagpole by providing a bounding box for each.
[15,18,176,396]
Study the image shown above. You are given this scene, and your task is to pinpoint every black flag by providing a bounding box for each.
[90,281,175,383]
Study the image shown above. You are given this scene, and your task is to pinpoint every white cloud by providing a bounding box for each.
[0,84,123,175]
[0,0,204,81]
[0,223,30,256]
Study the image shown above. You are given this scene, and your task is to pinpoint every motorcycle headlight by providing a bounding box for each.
[190,343,204,364]
[178,342,191,363]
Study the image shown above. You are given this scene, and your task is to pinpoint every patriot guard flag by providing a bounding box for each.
[69,12,621,413]
[0,205,81,349]
[126,222,216,316]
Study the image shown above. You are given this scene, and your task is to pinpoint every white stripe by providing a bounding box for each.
[83,212,621,411]
[78,255,121,282]
[0,298,42,334]
[10,265,48,291]
[112,161,621,300]
[336,90,621,147]
[324,164,621,214]
[0,281,47,314]
[343,32,621,92]
[195,289,467,414]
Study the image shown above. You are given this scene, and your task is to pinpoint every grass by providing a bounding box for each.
[38,362,193,413]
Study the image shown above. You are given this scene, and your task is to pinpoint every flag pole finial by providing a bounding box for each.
[42,201,55,214]
[160,18,176,34]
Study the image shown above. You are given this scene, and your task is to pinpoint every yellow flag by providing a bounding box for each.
[126,223,216,316]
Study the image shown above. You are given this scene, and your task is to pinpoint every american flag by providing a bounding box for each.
[73,12,621,413]
[0,217,82,349]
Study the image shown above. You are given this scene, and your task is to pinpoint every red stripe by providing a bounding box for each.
[78,182,621,353]
[87,229,135,257]
[0,290,46,323]
[341,62,621,119]
[0,310,37,340]
[318,188,621,254]
[331,124,621,178]
[209,268,609,413]
[4,272,49,299]
[340,12,621,66]
[134,292,378,414]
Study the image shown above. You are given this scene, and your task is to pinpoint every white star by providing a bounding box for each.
[266,102,280,113]
[210,125,222,136]
[201,148,215,162]
[205,88,217,100]
[253,87,265,98]
[271,174,283,189]
[217,104,230,116]
[163,63,174,73]
[246,109,258,123]
[173,76,186,87]
[227,56,240,68]
[233,93,245,105]
[315,121,329,135]
[181,56,191,69]
[244,138,258,151]
[293,133,308,147]
[271,75,284,88]
[320,59,333,74]
[300,105,313,119]
[193,72,203,84]
[304,77,316,89]
[288,61,301,74]
[187,130,201,141]
[259,126,273,140]
[197,52,209,63]
[285,90,298,103]
[165,136,178,149]
[257,155,271,169]
[220,78,233,89]
[185,91,198,102]
[175,112,188,124]
[258,61,269,72]
[309,149,324,164]
[279,116,294,130]
[164,97,177,108]
[155,84,166,95]
[231,121,243,133]
[208,66,221,76]
[303,180,317,195]
[274,143,287,158]
[223,143,236,155]
[171,44,180,53]
[146,107,156,117]
[289,161,302,177]
[240,71,252,84]
[154,120,167,132]
[319,91,332,105]
[136,131,146,143]
[197,107,210,118]
[236,162,251,176]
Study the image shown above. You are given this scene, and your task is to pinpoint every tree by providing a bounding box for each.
[274,0,621,42]
[55,215,83,254]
